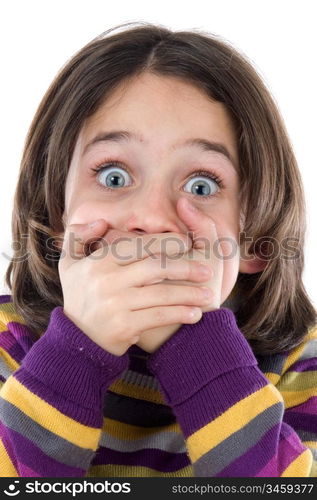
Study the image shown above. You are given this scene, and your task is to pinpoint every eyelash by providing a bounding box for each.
[90,160,224,199]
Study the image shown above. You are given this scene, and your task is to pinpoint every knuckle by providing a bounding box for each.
[195,287,206,302]
[158,285,170,304]
[153,307,166,323]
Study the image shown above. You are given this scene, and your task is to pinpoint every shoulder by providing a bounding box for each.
[257,324,317,386]
[280,323,317,375]
[0,295,39,377]
[274,324,317,409]
[0,294,26,330]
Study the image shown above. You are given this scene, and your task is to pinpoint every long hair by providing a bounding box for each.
[5,22,316,354]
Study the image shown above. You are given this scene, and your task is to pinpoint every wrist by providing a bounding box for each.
[14,306,129,425]
[147,308,257,406]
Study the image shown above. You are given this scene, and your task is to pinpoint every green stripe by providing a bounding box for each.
[276,371,317,392]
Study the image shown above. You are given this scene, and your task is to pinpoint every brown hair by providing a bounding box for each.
[5,21,316,355]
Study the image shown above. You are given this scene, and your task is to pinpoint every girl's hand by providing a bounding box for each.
[136,197,224,353]
[58,220,212,356]
[167,197,224,313]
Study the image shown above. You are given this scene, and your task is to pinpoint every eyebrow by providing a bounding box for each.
[83,130,237,168]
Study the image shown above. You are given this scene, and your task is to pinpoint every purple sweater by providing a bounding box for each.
[0,294,316,477]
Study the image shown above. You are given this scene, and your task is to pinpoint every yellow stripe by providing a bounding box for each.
[306,326,317,341]
[281,449,313,477]
[108,379,165,405]
[282,343,307,374]
[279,388,317,408]
[0,323,7,333]
[187,384,283,462]
[0,376,100,450]
[282,327,317,374]
[0,348,19,371]
[86,464,193,477]
[263,372,280,385]
[0,438,18,477]
[103,417,181,440]
[303,441,317,450]
[0,303,26,331]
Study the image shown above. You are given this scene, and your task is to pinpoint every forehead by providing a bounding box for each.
[87,73,234,126]
[94,73,214,110]
[80,73,238,166]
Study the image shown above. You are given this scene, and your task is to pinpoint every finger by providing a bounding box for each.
[118,255,212,288]
[176,197,224,309]
[176,197,219,253]
[59,219,108,271]
[93,229,192,266]
[125,283,213,310]
[128,305,202,335]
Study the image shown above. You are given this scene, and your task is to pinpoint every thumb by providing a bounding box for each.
[58,218,108,270]
[177,197,218,252]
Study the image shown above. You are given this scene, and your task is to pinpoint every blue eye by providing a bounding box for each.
[184,173,220,197]
[91,162,223,198]
[93,162,132,188]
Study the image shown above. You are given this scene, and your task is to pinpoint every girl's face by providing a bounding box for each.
[64,72,241,304]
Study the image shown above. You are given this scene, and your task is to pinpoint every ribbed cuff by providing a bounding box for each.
[147,308,258,406]
[17,306,129,411]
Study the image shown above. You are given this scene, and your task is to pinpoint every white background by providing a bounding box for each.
[0,0,316,307]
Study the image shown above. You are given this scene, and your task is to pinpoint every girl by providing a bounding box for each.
[0,22,316,478]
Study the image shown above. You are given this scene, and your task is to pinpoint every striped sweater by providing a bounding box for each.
[0,293,316,477]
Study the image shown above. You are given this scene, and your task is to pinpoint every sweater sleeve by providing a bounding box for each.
[147,307,317,477]
[0,299,129,477]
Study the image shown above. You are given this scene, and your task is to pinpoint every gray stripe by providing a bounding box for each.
[194,402,284,476]
[0,397,95,468]
[299,432,317,461]
[0,357,13,380]
[256,338,317,377]
[120,369,160,391]
[100,428,186,454]
[296,430,317,442]
[256,353,286,376]
[310,448,317,460]
[299,339,317,362]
